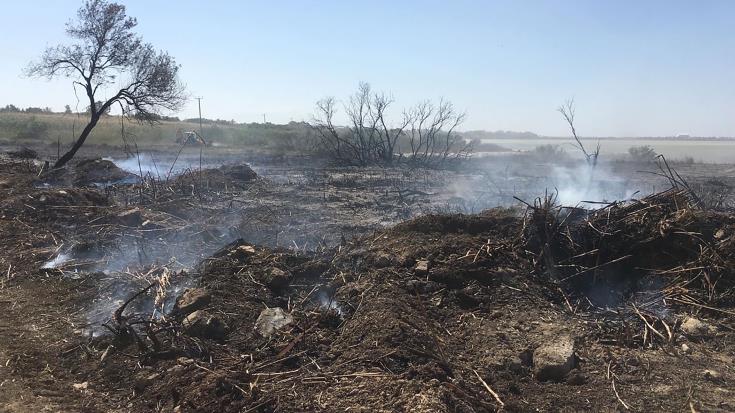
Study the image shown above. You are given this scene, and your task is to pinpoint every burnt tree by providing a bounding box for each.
[312,83,468,167]
[27,0,185,168]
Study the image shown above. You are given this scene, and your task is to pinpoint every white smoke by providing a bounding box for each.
[550,163,640,207]
[42,252,71,269]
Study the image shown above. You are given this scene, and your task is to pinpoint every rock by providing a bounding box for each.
[681,316,716,337]
[182,310,227,339]
[415,260,430,275]
[173,288,211,316]
[681,343,692,354]
[703,369,722,383]
[533,335,576,381]
[255,307,293,337]
[264,267,291,291]
[230,245,256,260]
[72,382,89,391]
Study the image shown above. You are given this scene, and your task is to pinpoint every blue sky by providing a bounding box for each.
[1,0,734,136]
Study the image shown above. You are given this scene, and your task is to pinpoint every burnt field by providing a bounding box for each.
[0,147,734,412]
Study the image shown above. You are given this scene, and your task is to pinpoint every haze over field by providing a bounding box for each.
[2,0,735,137]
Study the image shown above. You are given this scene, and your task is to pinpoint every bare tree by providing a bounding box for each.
[557,99,599,167]
[312,83,467,167]
[405,99,469,166]
[27,0,186,168]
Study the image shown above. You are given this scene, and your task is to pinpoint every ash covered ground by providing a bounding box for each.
[0,146,734,412]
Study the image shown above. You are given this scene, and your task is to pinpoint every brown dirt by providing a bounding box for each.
[0,155,734,412]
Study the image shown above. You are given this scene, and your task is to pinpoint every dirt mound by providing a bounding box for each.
[6,146,39,159]
[74,158,135,186]
[36,158,136,187]
[167,163,257,192]
[219,164,258,181]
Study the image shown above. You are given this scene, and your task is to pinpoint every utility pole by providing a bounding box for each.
[263,113,266,124]
[196,97,204,136]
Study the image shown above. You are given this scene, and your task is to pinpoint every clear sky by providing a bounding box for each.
[1,1,733,136]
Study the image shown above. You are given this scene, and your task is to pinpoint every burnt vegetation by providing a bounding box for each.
[312,82,471,167]
[3,2,735,413]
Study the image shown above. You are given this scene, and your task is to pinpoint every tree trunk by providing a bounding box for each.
[54,116,99,168]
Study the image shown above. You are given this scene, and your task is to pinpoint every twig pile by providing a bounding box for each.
[524,187,735,319]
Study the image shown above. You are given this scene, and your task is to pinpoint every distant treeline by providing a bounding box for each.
[1,104,58,114]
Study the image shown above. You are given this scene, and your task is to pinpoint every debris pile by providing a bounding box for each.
[525,188,735,313]
[87,192,735,411]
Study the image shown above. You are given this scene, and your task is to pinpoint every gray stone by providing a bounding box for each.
[173,288,211,316]
[415,260,430,275]
[264,267,291,291]
[681,316,716,337]
[533,335,576,381]
[255,307,293,337]
[182,310,227,339]
[230,244,256,260]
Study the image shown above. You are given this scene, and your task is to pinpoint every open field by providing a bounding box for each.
[0,112,314,154]
[477,137,735,164]
[0,143,734,411]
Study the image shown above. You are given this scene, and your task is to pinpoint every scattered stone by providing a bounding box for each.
[182,310,227,340]
[681,343,692,354]
[415,260,430,275]
[173,288,211,316]
[264,267,291,291]
[715,229,727,240]
[533,335,576,381]
[72,382,89,391]
[255,307,293,337]
[703,369,722,383]
[230,245,256,260]
[681,316,716,337]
